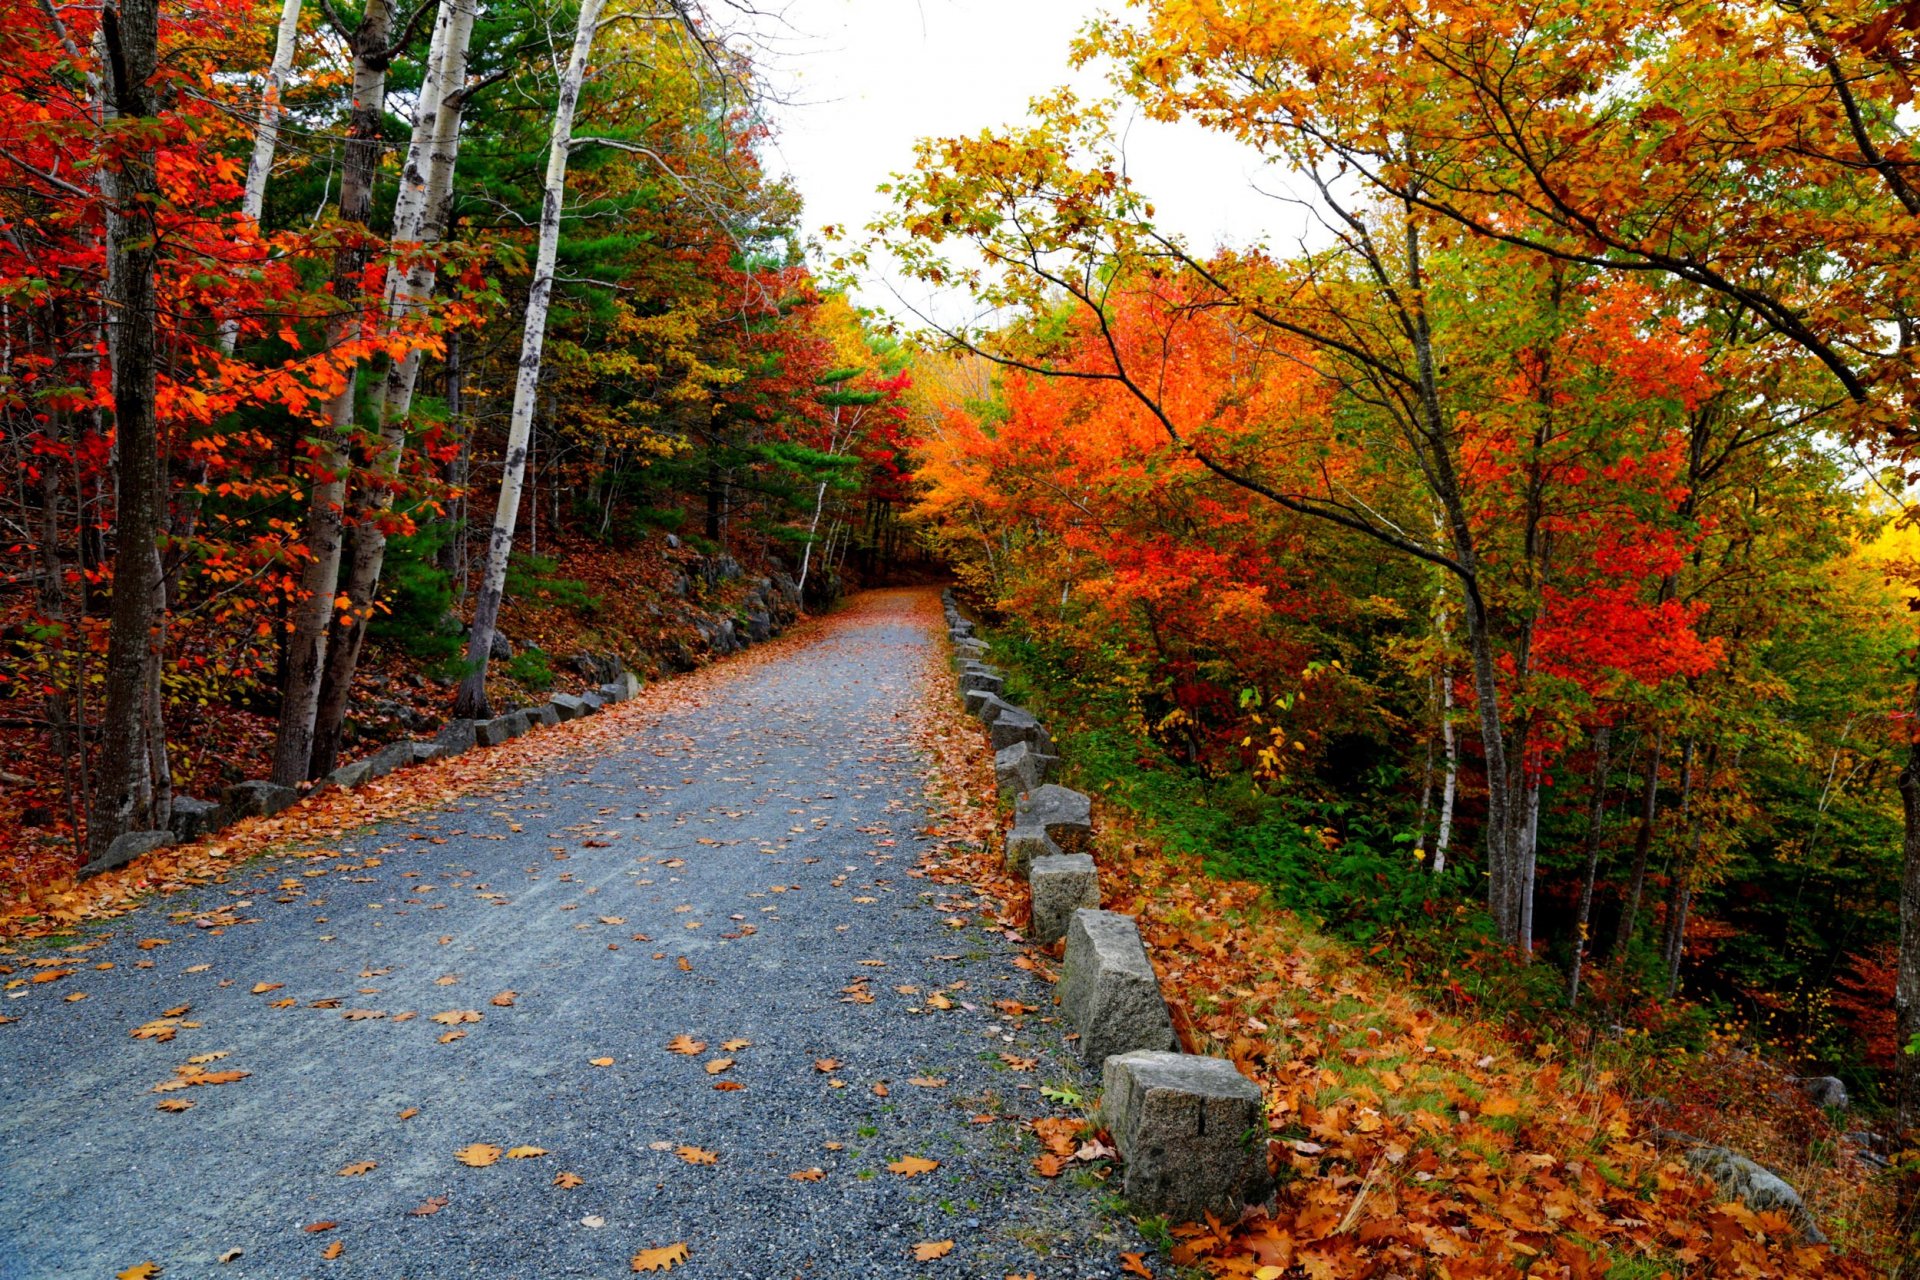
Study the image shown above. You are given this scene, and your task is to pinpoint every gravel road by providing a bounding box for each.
[0,589,1142,1279]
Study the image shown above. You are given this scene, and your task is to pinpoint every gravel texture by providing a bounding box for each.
[0,590,1142,1279]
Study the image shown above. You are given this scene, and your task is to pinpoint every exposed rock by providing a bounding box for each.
[79,829,174,880]
[1030,853,1099,944]
[569,652,623,683]
[474,716,521,748]
[223,779,298,818]
[1005,823,1063,879]
[581,690,609,713]
[1101,1050,1272,1219]
[960,671,1005,698]
[167,797,223,842]
[365,740,420,781]
[326,760,373,790]
[1789,1075,1849,1110]
[1057,909,1178,1065]
[1683,1144,1826,1243]
[966,689,1013,721]
[435,719,477,755]
[488,630,514,662]
[528,703,561,728]
[1015,784,1094,852]
[603,671,642,701]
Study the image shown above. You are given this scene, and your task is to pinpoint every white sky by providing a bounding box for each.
[743,0,1301,318]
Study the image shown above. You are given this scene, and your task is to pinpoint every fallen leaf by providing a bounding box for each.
[590,1057,615,1067]
[321,1241,343,1261]
[789,1167,825,1181]
[998,1054,1037,1072]
[1120,1253,1153,1278]
[926,993,953,1010]
[185,1052,229,1065]
[338,1161,377,1176]
[250,983,282,995]
[813,1057,842,1072]
[489,991,516,1007]
[397,1107,418,1120]
[721,1037,752,1051]
[185,964,211,974]
[704,1057,734,1075]
[304,1221,338,1233]
[430,1010,481,1025]
[888,1155,938,1177]
[437,1030,466,1044]
[117,1265,160,1280]
[455,1143,502,1167]
[713,1080,746,1092]
[342,1009,385,1021]
[912,1240,954,1261]
[506,1146,547,1159]
[155,1099,194,1112]
[675,957,692,972]
[435,974,458,986]
[666,1034,706,1055]
[598,916,626,925]
[581,1214,606,1228]
[553,1171,584,1189]
[674,1145,718,1166]
[630,1242,689,1272]
[1033,1153,1068,1177]
[217,1248,241,1263]
[162,1004,189,1017]
[908,1076,948,1088]
[872,1082,890,1097]
[407,1195,448,1216]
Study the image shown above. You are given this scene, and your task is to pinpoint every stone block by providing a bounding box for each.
[954,638,990,658]
[365,740,418,780]
[966,689,1012,721]
[989,708,1050,754]
[223,779,297,818]
[79,829,175,880]
[960,671,1005,697]
[603,670,642,701]
[529,702,561,728]
[995,741,1060,799]
[1058,909,1177,1065]
[580,690,608,712]
[1030,853,1098,944]
[167,797,223,842]
[549,693,590,721]
[1100,1050,1271,1219]
[474,716,519,748]
[1004,822,1062,879]
[1016,784,1094,852]
[326,759,373,790]
[435,719,477,755]
[409,741,448,764]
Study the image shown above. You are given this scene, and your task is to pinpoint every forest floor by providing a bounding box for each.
[0,589,1145,1280]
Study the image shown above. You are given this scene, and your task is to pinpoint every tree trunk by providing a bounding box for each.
[312,0,477,776]
[1896,673,1920,1136]
[1569,725,1612,1007]
[219,0,303,356]
[454,0,608,719]
[89,0,166,855]
[1663,740,1716,996]
[272,0,394,785]
[1613,734,1663,961]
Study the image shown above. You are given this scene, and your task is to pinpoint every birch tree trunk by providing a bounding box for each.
[219,0,303,357]
[454,0,609,719]
[272,0,396,786]
[89,0,166,855]
[312,0,478,775]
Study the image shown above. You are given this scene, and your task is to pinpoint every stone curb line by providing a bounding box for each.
[78,670,645,882]
[941,588,1270,1220]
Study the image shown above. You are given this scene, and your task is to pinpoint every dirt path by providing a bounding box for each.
[0,589,1138,1280]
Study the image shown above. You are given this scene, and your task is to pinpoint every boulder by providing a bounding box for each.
[488,630,515,662]
[1790,1075,1849,1110]
[1058,909,1178,1065]
[223,779,298,818]
[167,796,223,842]
[1015,784,1094,852]
[435,719,477,755]
[603,670,642,701]
[954,637,990,658]
[326,759,373,790]
[528,702,561,729]
[79,829,174,880]
[960,671,1005,698]
[989,708,1050,754]
[581,690,609,713]
[365,740,420,781]
[410,741,448,764]
[1101,1050,1271,1219]
[549,693,591,721]
[995,741,1060,799]
[1030,853,1099,944]
[1683,1145,1825,1243]
[1005,823,1063,879]
[569,651,623,683]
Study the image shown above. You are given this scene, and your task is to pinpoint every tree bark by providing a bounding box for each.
[89,0,166,855]
[454,0,608,719]
[1568,725,1612,1007]
[272,0,395,785]
[1613,734,1663,961]
[312,0,477,775]
[1896,674,1920,1135]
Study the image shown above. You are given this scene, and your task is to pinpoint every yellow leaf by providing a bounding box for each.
[720,1038,752,1051]
[553,1171,584,1188]
[320,1241,343,1260]
[454,1143,502,1167]
[117,1264,160,1280]
[630,1242,689,1272]
[666,1034,705,1055]
[155,1099,194,1112]
[250,983,282,995]
[888,1156,938,1177]
[489,991,516,1007]
[912,1240,954,1260]
[337,1161,377,1176]
[1480,1095,1521,1117]
[506,1146,547,1159]
[704,1057,734,1075]
[589,1057,615,1067]
[430,1010,482,1025]
[674,1145,718,1166]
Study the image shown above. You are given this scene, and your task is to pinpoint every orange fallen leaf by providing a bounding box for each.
[1119,1253,1153,1278]
[553,1171,584,1189]
[630,1241,689,1272]
[908,1076,947,1088]
[430,1010,481,1025]
[712,1080,746,1092]
[888,1155,938,1177]
[438,1031,466,1044]
[590,1057,615,1067]
[1480,1094,1521,1117]
[454,1143,502,1167]
[704,1057,734,1075]
[320,1241,343,1260]
[337,1161,377,1176]
[674,1145,718,1166]
[1033,1153,1068,1177]
[155,1099,194,1112]
[506,1146,547,1159]
[872,1082,890,1097]
[117,1265,160,1280]
[912,1240,954,1261]
[666,1034,706,1055]
[790,1167,826,1181]
[250,983,282,995]
[675,957,692,972]
[813,1057,842,1072]
[397,1107,419,1120]
[304,1221,338,1233]
[407,1195,448,1216]
[489,990,517,1007]
[721,1037,752,1051]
